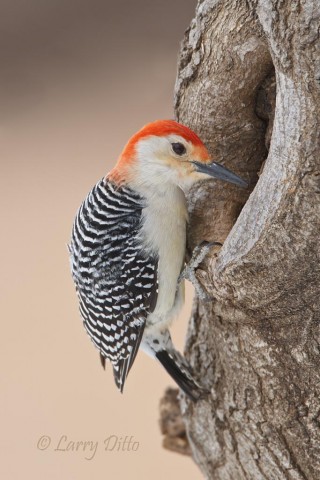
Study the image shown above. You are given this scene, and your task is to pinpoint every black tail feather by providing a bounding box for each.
[100,353,106,369]
[156,350,208,402]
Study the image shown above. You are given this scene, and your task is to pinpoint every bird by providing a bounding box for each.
[69,119,247,401]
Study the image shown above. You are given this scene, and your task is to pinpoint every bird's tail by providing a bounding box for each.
[155,348,209,402]
[141,328,209,401]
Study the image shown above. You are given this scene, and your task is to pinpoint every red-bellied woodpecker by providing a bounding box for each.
[69,120,247,401]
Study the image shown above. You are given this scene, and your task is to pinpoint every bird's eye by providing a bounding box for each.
[171,142,186,156]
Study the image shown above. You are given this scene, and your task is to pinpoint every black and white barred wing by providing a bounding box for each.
[70,179,158,392]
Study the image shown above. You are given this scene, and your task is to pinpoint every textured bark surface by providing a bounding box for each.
[159,388,192,456]
[162,1,320,479]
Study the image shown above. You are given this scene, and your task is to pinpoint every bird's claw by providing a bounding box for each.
[179,241,222,300]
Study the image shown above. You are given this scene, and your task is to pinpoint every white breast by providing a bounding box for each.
[139,184,188,330]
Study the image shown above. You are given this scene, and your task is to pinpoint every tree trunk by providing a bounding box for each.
[161,1,320,479]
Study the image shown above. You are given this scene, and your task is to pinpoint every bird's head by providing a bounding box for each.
[108,120,247,191]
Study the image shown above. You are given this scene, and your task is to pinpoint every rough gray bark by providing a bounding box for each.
[161,1,320,479]
[159,388,192,456]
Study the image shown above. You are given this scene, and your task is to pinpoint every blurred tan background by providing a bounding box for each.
[0,1,203,479]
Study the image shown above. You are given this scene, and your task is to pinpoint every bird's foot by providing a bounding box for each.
[179,241,222,300]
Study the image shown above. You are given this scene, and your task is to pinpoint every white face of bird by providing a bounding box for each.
[132,134,206,190]
[131,134,247,191]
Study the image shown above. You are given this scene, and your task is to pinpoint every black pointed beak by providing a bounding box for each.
[192,161,248,188]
